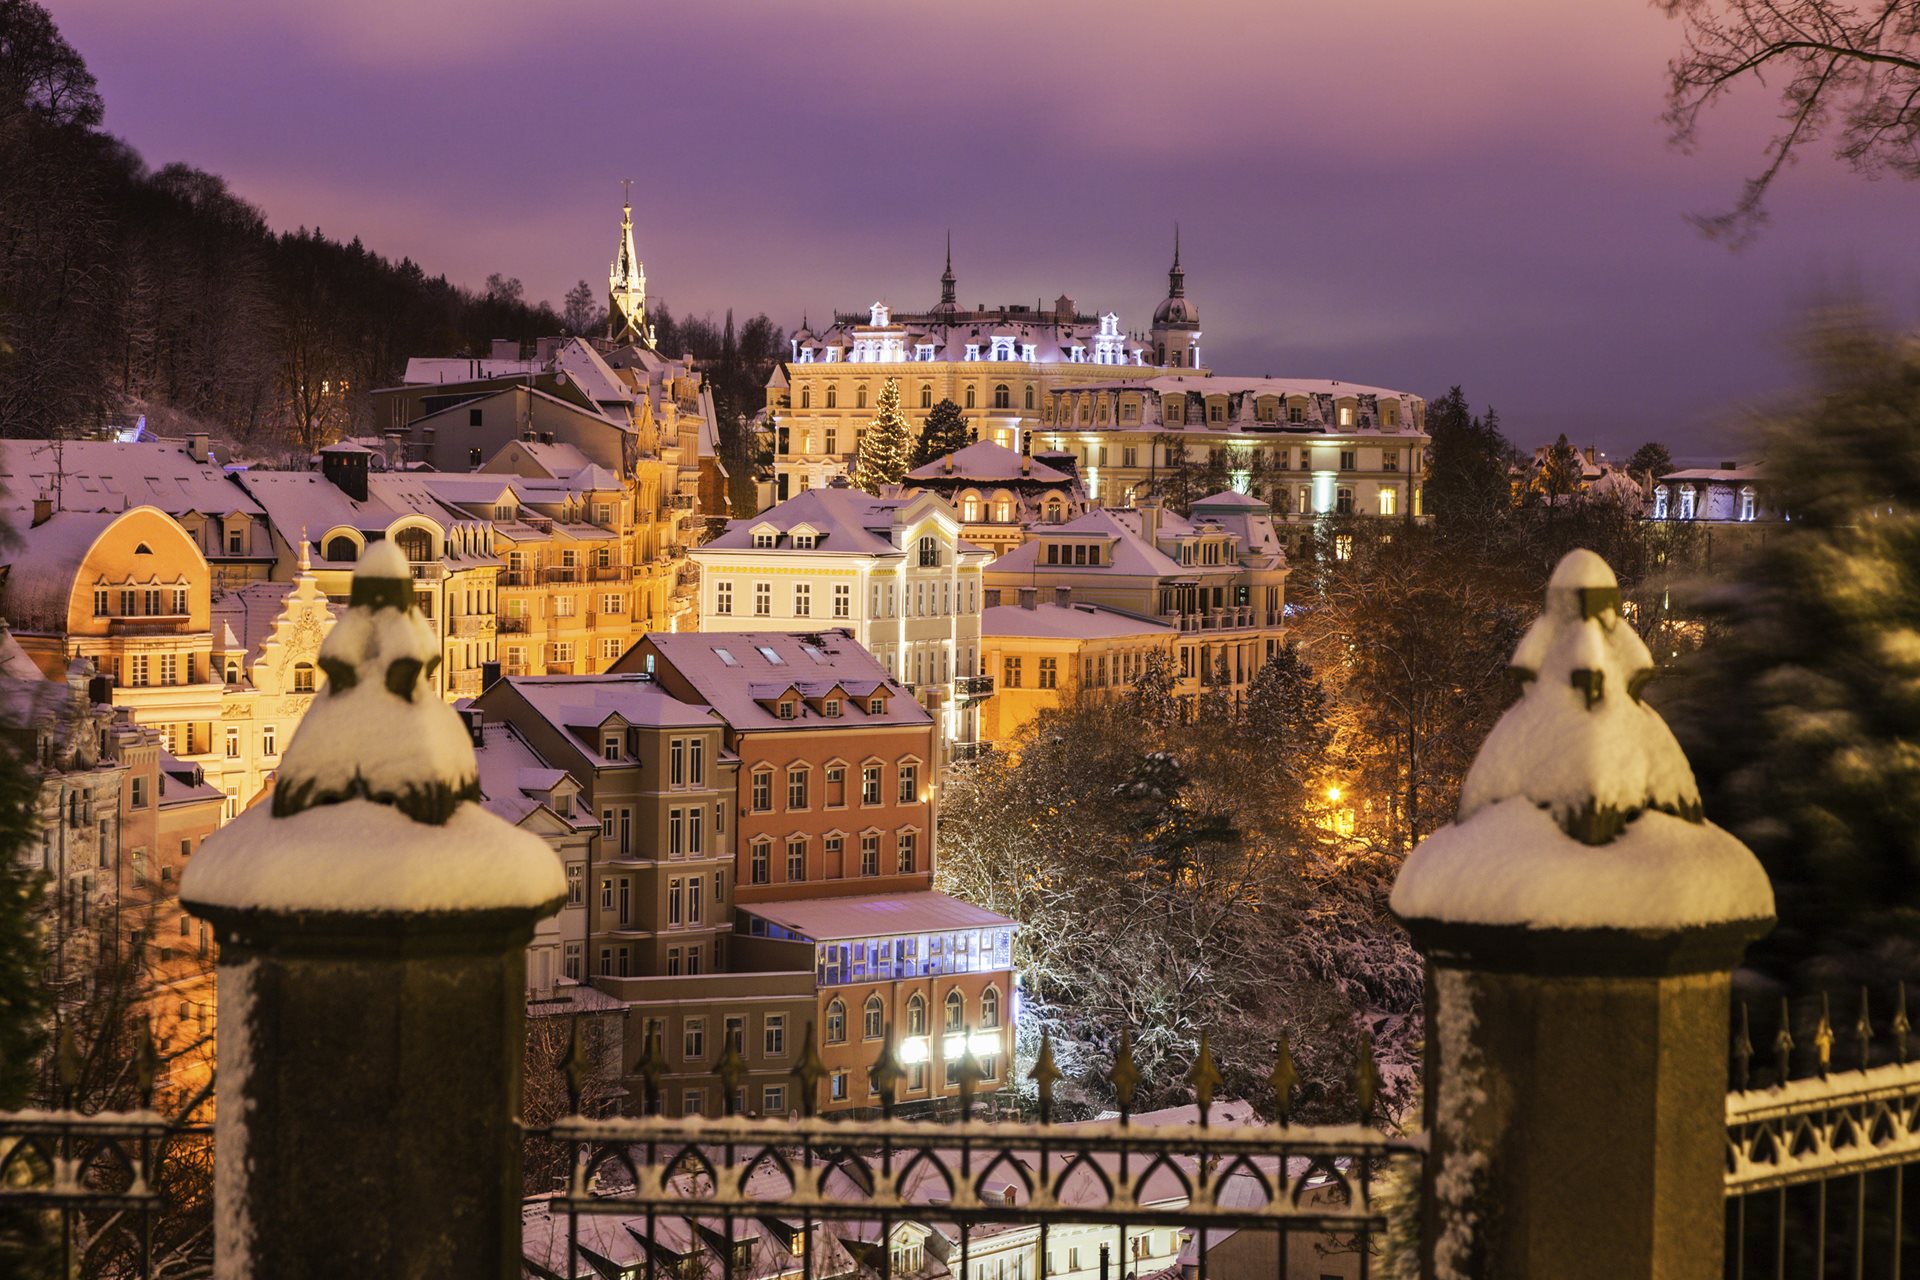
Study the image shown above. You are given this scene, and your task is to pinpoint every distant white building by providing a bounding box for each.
[1653,463,1769,523]
[688,487,992,754]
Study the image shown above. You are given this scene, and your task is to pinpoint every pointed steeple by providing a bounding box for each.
[608,184,653,348]
[1168,224,1185,299]
[938,231,957,310]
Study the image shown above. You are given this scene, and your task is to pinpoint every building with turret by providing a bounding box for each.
[770,237,1200,500]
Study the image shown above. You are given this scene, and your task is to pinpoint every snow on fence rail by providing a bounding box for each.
[524,1025,1424,1280]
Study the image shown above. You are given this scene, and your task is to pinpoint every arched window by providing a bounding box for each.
[1739,485,1757,522]
[960,492,981,523]
[1044,498,1064,524]
[826,998,847,1044]
[992,384,1010,410]
[293,662,315,693]
[392,527,433,562]
[1652,485,1669,520]
[919,385,933,409]
[944,989,964,1033]
[825,386,838,409]
[864,994,885,1040]
[980,986,1000,1029]
[856,385,868,410]
[906,993,927,1036]
[324,535,358,564]
[800,387,811,409]
[224,660,240,685]
[965,386,976,409]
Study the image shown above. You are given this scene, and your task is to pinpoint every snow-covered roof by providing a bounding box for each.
[743,891,1013,941]
[1660,464,1765,484]
[644,630,931,732]
[983,601,1173,641]
[700,488,934,557]
[400,356,538,384]
[552,338,632,409]
[158,752,222,809]
[2,510,168,630]
[905,440,1073,484]
[989,508,1184,578]
[1391,550,1774,931]
[472,719,589,829]
[498,675,715,748]
[0,439,263,525]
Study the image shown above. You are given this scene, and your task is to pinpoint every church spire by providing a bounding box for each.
[608,183,653,347]
[938,231,957,309]
[1167,224,1185,299]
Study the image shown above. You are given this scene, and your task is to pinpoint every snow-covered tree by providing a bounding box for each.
[911,397,972,469]
[849,378,911,493]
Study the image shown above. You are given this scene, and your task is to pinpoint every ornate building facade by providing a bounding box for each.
[770,242,1199,499]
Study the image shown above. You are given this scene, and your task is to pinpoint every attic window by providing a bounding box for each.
[868,697,885,715]
[792,533,816,550]
[778,701,797,720]
[752,531,777,549]
[715,648,737,666]
[602,733,622,762]
[134,543,153,555]
[757,646,782,665]
[824,698,842,718]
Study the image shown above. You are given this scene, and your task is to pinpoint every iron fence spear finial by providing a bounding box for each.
[1353,1031,1381,1123]
[1028,1031,1063,1123]
[1268,1034,1299,1125]
[1855,986,1874,1071]
[1732,1002,1753,1091]
[1774,996,1795,1084]
[1185,1033,1224,1127]
[561,1015,585,1114]
[636,1026,667,1116]
[793,1022,826,1118]
[134,1016,158,1109]
[869,1024,904,1115]
[1815,993,1835,1079]
[1896,983,1911,1064]
[1107,1030,1141,1122]
[717,1033,746,1116]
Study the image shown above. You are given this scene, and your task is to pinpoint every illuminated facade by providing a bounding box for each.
[983,493,1288,708]
[770,242,1197,498]
[979,594,1178,747]
[1037,376,1428,535]
[686,488,992,755]
[899,440,1093,557]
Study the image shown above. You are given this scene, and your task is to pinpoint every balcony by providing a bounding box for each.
[408,562,445,581]
[497,615,532,634]
[107,615,191,636]
[587,564,628,582]
[543,567,581,584]
[949,740,990,763]
[1165,605,1262,632]
[446,670,482,697]
[452,615,495,637]
[954,674,995,701]
[499,571,534,587]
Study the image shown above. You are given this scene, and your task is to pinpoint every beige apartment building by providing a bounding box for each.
[1036,375,1428,538]
[979,591,1178,747]
[899,440,1093,557]
[984,493,1287,707]
[770,243,1201,500]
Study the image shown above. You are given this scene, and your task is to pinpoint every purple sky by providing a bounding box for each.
[54,0,1920,456]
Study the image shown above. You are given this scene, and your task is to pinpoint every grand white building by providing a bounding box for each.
[686,487,992,754]
[769,239,1201,500]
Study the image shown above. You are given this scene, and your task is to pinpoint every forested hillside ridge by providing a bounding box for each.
[0,0,780,457]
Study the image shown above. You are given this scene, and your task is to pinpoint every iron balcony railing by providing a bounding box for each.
[954,674,995,700]
[499,615,533,633]
[106,615,192,636]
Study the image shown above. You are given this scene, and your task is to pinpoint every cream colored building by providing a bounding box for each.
[979,591,1177,747]
[688,487,992,755]
[983,493,1287,708]
[899,440,1093,558]
[1037,375,1428,542]
[770,243,1200,500]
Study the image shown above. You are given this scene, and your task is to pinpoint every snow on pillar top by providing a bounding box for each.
[181,542,565,917]
[1391,549,1773,932]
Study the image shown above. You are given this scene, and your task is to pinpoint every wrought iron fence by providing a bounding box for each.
[526,1025,1423,1280]
[1724,986,1920,1278]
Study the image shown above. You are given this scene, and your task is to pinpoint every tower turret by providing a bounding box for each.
[935,231,958,314]
[608,185,654,348]
[1150,225,1201,368]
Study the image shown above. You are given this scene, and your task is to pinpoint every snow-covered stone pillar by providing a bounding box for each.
[1391,550,1775,1280]
[182,543,565,1280]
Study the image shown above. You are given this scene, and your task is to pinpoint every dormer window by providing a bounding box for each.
[792,532,816,550]
[602,733,622,761]
[778,701,797,720]
[753,531,777,549]
[824,698,842,718]
[868,697,885,715]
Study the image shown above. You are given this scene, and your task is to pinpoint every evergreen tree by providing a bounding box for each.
[1624,440,1675,485]
[1423,387,1515,529]
[1665,312,1920,977]
[1241,643,1333,789]
[911,398,973,469]
[849,378,911,493]
[1537,433,1585,507]
[0,726,44,1110]
[1125,651,1181,727]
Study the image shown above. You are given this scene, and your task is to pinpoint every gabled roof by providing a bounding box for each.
[983,601,1174,640]
[699,487,926,556]
[472,719,595,829]
[904,440,1072,484]
[644,630,930,732]
[0,439,263,527]
[497,676,715,759]
[988,508,1183,578]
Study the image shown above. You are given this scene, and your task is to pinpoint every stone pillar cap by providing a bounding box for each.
[182,542,564,917]
[1392,549,1774,934]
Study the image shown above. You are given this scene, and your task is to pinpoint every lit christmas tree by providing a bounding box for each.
[850,377,911,493]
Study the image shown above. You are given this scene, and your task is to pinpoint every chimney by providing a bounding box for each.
[490,338,520,362]
[1017,587,1038,610]
[1054,586,1072,608]
[1020,455,1031,476]
[481,660,501,691]
[31,494,52,527]
[320,447,370,503]
[187,432,211,464]
[1138,497,1162,543]
[944,455,955,474]
[462,707,485,749]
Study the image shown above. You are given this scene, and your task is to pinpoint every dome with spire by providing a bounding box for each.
[1152,227,1199,329]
